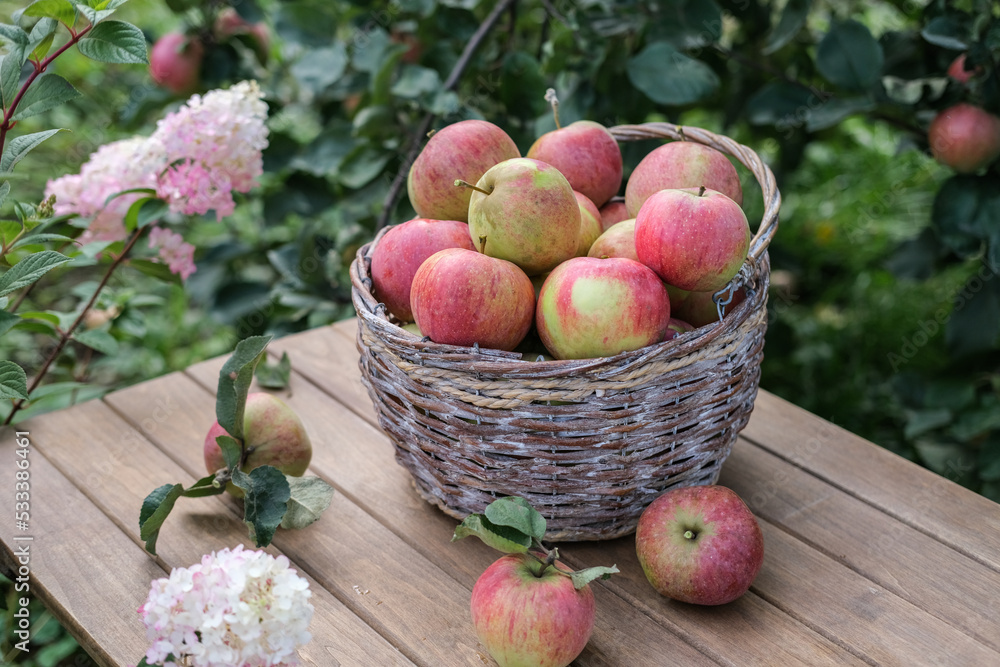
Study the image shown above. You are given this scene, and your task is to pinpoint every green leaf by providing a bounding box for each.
[129,259,182,285]
[0,250,71,297]
[77,20,147,64]
[290,44,347,94]
[0,181,10,208]
[0,48,26,114]
[568,564,619,590]
[123,197,167,232]
[0,24,29,46]
[337,145,391,189]
[946,277,1000,357]
[216,434,242,472]
[10,232,75,250]
[484,496,546,541]
[626,41,719,106]
[932,175,1000,256]
[0,309,19,336]
[452,513,531,553]
[764,0,810,54]
[182,474,226,498]
[76,5,117,26]
[23,0,77,27]
[881,75,948,105]
[1,129,64,173]
[12,73,79,121]
[804,96,875,132]
[27,17,57,61]
[921,15,969,50]
[903,408,952,440]
[138,482,183,555]
[390,64,440,98]
[816,20,884,91]
[216,335,272,440]
[0,359,28,400]
[73,328,118,355]
[281,476,334,530]
[255,351,291,389]
[232,464,290,547]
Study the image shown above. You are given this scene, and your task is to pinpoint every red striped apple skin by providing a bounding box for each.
[625,141,743,217]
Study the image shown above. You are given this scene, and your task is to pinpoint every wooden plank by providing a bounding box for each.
[186,331,867,667]
[0,427,163,667]
[741,391,1000,573]
[26,399,415,667]
[720,439,1000,652]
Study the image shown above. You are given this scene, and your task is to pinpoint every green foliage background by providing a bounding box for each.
[3,0,1000,663]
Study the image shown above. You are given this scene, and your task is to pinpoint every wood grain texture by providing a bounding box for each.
[0,428,162,667]
[742,391,1000,573]
[24,399,414,667]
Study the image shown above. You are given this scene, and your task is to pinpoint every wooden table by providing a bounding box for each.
[3,319,1000,666]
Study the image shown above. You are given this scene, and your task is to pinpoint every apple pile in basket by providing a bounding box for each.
[372,91,750,360]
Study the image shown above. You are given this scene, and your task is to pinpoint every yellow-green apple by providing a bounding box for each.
[370,218,475,322]
[635,485,764,605]
[669,285,747,328]
[574,192,603,257]
[536,256,670,360]
[663,318,694,340]
[526,121,622,208]
[947,54,981,83]
[625,142,743,217]
[635,187,750,293]
[203,392,313,497]
[928,103,1000,173]
[464,158,580,275]
[599,199,630,231]
[588,219,637,261]
[150,33,204,95]
[410,247,535,350]
[407,120,520,222]
[471,553,596,667]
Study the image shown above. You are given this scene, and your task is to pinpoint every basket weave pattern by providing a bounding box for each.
[350,122,780,541]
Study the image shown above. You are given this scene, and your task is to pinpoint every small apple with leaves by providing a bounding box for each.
[454,497,618,667]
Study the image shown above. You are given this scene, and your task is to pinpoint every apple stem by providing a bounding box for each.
[684,529,696,540]
[479,235,487,254]
[454,179,492,196]
[697,185,707,197]
[544,88,561,129]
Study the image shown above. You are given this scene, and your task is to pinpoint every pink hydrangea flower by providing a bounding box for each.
[138,545,313,667]
[147,227,197,281]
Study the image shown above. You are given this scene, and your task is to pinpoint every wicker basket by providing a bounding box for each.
[349,122,780,541]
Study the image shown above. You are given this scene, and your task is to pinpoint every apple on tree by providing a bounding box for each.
[635,186,751,293]
[625,141,743,217]
[460,157,581,276]
[150,32,204,95]
[370,218,475,322]
[204,392,313,497]
[928,103,1000,173]
[635,485,764,605]
[947,54,982,84]
[536,256,671,360]
[454,496,618,667]
[526,89,623,208]
[407,120,520,222]
[410,247,535,351]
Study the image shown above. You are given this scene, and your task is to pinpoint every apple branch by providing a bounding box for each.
[375,0,517,232]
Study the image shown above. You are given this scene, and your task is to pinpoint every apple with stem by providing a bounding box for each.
[410,246,535,351]
[407,120,520,222]
[928,103,1000,173]
[536,256,670,360]
[150,33,204,95]
[460,157,580,276]
[635,187,750,293]
[526,89,623,207]
[635,485,764,605]
[625,141,743,217]
[370,218,475,322]
[203,392,313,497]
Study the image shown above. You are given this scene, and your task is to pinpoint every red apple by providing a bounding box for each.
[203,392,313,497]
[526,120,623,207]
[625,141,743,217]
[536,256,670,360]
[370,218,475,322]
[635,485,764,605]
[407,120,520,222]
[150,33,204,95]
[466,158,580,276]
[410,247,535,351]
[471,553,596,667]
[598,199,630,232]
[574,191,603,257]
[928,103,1000,173]
[947,54,982,83]
[663,318,694,340]
[635,187,750,293]
[587,219,637,261]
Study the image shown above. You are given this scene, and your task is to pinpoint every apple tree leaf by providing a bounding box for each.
[216,335,272,441]
[0,360,28,400]
[255,351,291,390]
[231,464,290,547]
[281,475,335,530]
[568,565,620,590]
[139,483,183,555]
[216,434,242,472]
[483,496,546,542]
[452,513,531,553]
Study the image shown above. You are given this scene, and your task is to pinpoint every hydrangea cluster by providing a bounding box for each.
[138,545,313,667]
[44,80,269,279]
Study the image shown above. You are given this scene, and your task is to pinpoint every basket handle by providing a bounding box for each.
[609,122,780,263]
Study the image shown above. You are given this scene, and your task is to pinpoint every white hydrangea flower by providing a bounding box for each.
[138,545,313,667]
